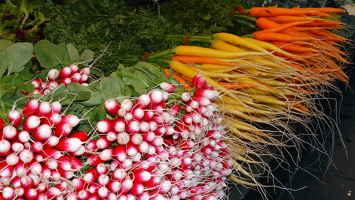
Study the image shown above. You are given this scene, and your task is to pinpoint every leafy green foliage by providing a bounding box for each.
[0,40,94,118]
[41,0,252,74]
[0,39,33,78]
[0,0,48,42]
[160,0,247,35]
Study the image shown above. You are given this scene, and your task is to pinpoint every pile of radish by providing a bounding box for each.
[0,73,233,199]
[30,64,91,95]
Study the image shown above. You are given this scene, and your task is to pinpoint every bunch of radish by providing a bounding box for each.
[0,99,87,199]
[30,64,91,95]
[0,74,232,199]
[75,74,232,199]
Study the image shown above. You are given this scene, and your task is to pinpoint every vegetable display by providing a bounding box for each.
[148,6,351,196]
[0,1,353,200]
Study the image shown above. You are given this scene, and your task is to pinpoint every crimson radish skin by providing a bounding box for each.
[69,131,88,142]
[61,114,81,127]
[35,101,52,117]
[104,99,120,116]
[159,82,177,93]
[149,90,164,106]
[131,182,144,196]
[191,74,207,89]
[96,136,112,149]
[121,99,134,112]
[51,101,62,113]
[47,69,60,80]
[53,122,73,137]
[96,119,113,133]
[3,125,18,140]
[33,124,52,141]
[59,66,72,78]
[135,94,151,109]
[8,110,22,127]
[22,100,39,117]
[56,138,82,153]
[23,115,41,132]
[41,112,62,126]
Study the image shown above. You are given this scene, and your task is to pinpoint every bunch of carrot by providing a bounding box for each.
[248,6,350,84]
[147,6,352,195]
[153,33,323,191]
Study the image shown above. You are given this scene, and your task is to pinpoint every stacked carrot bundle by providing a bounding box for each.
[164,35,315,188]
[249,7,350,84]
[157,6,351,191]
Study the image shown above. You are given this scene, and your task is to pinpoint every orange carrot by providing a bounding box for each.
[291,26,323,32]
[281,28,316,38]
[252,31,317,42]
[291,7,346,14]
[271,41,318,53]
[249,7,330,17]
[163,69,192,89]
[297,20,344,29]
[312,28,348,41]
[256,17,280,29]
[267,15,316,23]
[289,51,320,58]
[291,102,309,114]
[263,21,309,33]
[307,29,348,42]
[171,55,237,66]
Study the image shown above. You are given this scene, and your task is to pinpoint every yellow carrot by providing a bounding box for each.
[174,45,269,59]
[213,32,271,53]
[169,60,248,105]
[243,37,296,57]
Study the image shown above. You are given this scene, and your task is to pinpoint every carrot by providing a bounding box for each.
[174,45,268,59]
[286,62,308,71]
[291,26,323,32]
[253,31,317,42]
[265,20,314,32]
[256,17,280,29]
[248,7,330,17]
[280,28,319,41]
[217,82,260,89]
[196,63,234,70]
[163,69,192,90]
[242,37,295,57]
[271,41,318,53]
[211,38,292,70]
[210,38,246,52]
[249,94,287,106]
[291,102,310,114]
[297,20,344,29]
[291,7,346,14]
[310,28,348,41]
[307,29,348,42]
[169,60,247,104]
[288,51,320,58]
[213,32,270,53]
[267,15,316,23]
[171,55,237,66]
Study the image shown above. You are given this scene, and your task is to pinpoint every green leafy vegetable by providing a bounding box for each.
[34,39,63,68]
[42,0,250,74]
[5,42,33,76]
